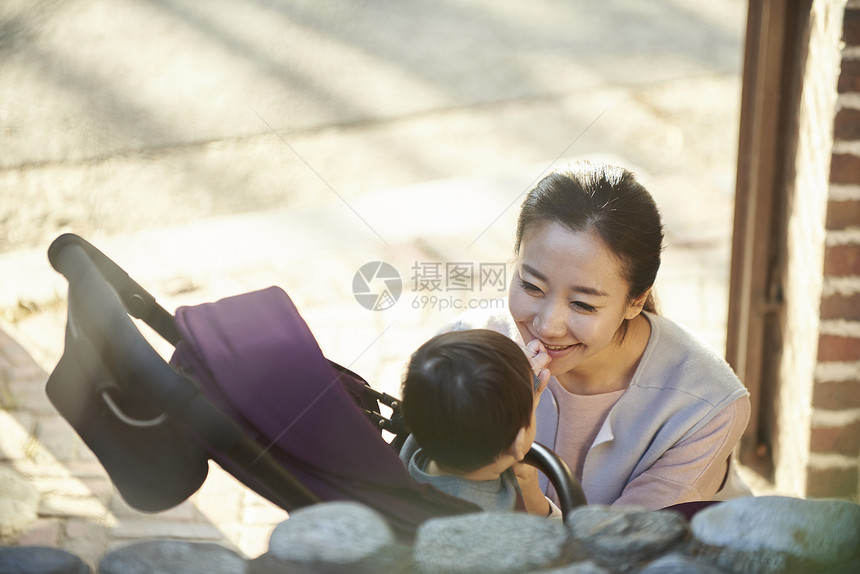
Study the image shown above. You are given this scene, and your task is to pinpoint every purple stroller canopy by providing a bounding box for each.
[170,286,479,537]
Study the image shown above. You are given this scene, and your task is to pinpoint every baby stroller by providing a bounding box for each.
[45,234,586,541]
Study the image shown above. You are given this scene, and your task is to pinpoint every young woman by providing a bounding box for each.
[452,160,750,509]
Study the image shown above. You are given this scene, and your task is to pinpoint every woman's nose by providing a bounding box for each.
[533,301,567,339]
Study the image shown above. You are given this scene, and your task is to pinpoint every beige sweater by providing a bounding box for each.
[545,379,750,508]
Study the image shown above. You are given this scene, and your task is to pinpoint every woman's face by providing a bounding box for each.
[508,221,645,382]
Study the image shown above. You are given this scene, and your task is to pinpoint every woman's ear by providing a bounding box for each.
[625,287,651,320]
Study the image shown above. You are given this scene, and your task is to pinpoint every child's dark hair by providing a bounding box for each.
[400,329,534,474]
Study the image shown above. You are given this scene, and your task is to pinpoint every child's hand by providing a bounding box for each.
[513,460,539,484]
[513,461,552,517]
[523,339,550,393]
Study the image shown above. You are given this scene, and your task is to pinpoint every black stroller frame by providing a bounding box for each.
[45,234,585,539]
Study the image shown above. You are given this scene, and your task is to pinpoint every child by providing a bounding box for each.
[398,329,559,517]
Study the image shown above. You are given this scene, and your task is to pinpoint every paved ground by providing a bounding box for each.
[0,0,763,567]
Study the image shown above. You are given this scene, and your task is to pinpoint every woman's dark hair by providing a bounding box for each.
[400,329,533,474]
[514,161,664,336]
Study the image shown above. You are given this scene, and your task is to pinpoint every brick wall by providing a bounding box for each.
[809,0,860,500]
[776,0,844,498]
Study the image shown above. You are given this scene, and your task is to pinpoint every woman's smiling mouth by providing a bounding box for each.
[538,341,580,358]
[544,343,575,351]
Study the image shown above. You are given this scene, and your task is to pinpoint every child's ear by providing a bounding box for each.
[508,425,532,462]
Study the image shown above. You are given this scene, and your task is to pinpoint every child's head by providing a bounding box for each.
[400,329,536,474]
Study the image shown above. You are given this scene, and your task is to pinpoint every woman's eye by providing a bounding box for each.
[572,301,597,313]
[519,280,542,294]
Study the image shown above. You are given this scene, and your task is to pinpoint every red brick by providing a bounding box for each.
[818,334,860,361]
[813,381,860,409]
[834,108,860,141]
[823,243,860,276]
[810,422,860,455]
[820,292,860,321]
[844,9,860,46]
[839,60,860,94]
[826,199,860,230]
[806,465,859,499]
[830,154,860,185]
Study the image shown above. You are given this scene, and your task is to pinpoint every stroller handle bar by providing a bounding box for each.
[48,233,181,345]
[524,442,587,517]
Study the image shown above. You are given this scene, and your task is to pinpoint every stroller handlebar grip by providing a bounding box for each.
[49,233,146,307]
[47,233,89,271]
[48,233,180,344]
[524,442,587,521]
